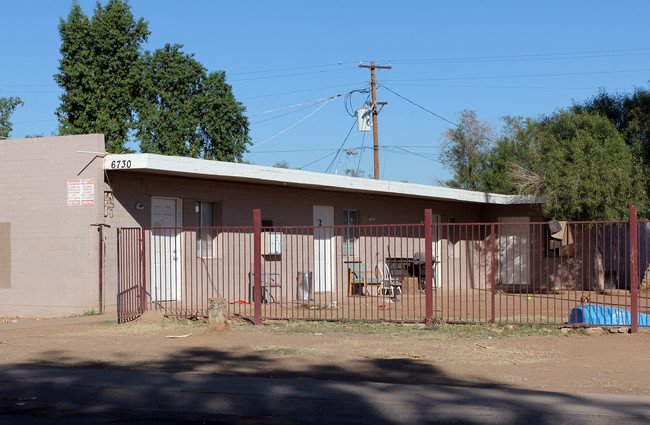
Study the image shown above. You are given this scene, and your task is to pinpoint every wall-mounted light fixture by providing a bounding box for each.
[135,202,144,210]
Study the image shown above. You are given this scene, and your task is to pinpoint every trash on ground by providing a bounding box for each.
[165,333,192,338]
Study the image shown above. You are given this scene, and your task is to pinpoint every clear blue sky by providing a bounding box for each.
[3,1,650,185]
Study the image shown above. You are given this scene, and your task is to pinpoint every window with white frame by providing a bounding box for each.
[196,202,215,258]
[343,209,358,257]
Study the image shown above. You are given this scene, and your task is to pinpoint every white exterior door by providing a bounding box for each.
[432,214,442,287]
[151,198,181,301]
[498,217,530,287]
[313,205,334,292]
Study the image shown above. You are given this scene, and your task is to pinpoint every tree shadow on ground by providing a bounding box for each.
[1,346,649,424]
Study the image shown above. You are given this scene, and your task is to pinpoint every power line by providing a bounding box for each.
[229,61,356,76]
[230,66,358,82]
[380,85,458,126]
[248,148,340,154]
[250,88,368,117]
[250,94,344,116]
[356,131,366,175]
[385,82,638,91]
[383,68,650,83]
[299,151,338,170]
[247,144,443,154]
[251,98,334,149]
[325,119,357,173]
[240,82,367,100]
[385,47,650,65]
[250,102,323,124]
[392,147,442,163]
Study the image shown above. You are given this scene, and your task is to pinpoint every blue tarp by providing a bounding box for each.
[569,303,650,326]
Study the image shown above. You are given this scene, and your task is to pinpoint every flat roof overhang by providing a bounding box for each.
[104,153,537,206]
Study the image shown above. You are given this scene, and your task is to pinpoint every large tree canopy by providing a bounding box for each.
[135,44,250,161]
[573,88,650,167]
[0,96,23,139]
[55,0,149,153]
[441,109,648,220]
[55,0,250,159]
[533,110,647,220]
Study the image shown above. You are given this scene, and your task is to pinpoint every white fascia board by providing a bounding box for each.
[104,153,537,205]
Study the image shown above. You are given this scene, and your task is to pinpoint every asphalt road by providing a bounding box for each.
[1,365,650,424]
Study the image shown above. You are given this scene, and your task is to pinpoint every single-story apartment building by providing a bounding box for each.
[1,134,545,318]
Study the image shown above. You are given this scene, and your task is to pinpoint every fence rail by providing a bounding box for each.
[117,209,650,330]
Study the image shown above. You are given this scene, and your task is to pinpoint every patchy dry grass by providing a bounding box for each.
[236,319,585,340]
[253,346,316,357]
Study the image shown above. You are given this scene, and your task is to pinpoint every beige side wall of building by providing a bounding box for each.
[0,135,106,318]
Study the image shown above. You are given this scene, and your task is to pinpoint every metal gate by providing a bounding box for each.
[117,228,145,323]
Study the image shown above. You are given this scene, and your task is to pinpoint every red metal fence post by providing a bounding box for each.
[490,223,496,324]
[425,209,433,325]
[140,227,146,315]
[253,209,262,325]
[630,205,639,334]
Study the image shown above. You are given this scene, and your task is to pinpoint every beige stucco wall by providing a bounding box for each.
[0,135,105,318]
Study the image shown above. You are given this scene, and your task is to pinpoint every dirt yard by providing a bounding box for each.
[1,313,649,396]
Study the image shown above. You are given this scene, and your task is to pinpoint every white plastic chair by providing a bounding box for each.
[376,261,402,296]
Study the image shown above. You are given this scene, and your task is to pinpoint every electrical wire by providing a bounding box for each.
[379,85,458,126]
[392,147,442,163]
[383,68,650,83]
[229,61,356,76]
[344,90,370,117]
[325,120,357,173]
[251,98,334,149]
[229,66,358,82]
[299,150,338,170]
[247,144,443,154]
[251,102,323,124]
[356,131,366,175]
[250,88,368,117]
[248,148,340,154]
[384,82,637,91]
[250,94,345,117]
[240,82,367,100]
[384,47,650,65]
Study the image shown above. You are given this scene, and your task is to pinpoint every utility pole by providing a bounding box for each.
[359,61,391,180]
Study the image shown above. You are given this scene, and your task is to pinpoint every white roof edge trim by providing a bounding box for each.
[104,153,539,205]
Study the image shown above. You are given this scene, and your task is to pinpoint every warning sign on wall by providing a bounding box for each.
[67,179,94,206]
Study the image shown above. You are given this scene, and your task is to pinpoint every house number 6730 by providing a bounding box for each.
[110,160,131,169]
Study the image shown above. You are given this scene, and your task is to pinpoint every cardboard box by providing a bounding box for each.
[402,277,420,294]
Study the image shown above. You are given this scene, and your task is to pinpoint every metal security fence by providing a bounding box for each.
[117,208,650,331]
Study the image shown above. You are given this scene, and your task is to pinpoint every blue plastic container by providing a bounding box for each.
[569,303,649,327]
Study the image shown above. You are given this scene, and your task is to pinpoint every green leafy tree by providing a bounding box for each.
[273,160,290,168]
[134,44,250,161]
[135,44,205,157]
[345,168,367,178]
[197,70,251,161]
[516,110,648,220]
[55,0,149,153]
[574,88,650,167]
[480,116,544,195]
[440,110,495,191]
[0,96,23,139]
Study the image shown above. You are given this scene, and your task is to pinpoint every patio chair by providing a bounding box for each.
[376,261,402,297]
[348,262,382,296]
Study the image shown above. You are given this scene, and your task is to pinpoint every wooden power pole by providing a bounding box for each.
[359,61,391,180]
